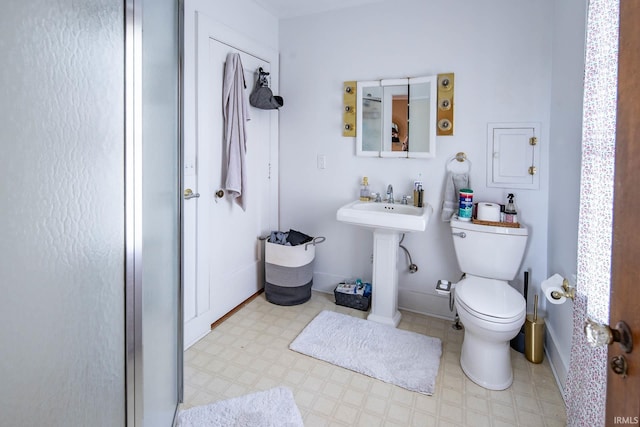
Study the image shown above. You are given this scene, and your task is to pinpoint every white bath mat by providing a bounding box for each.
[175,387,304,427]
[289,310,442,395]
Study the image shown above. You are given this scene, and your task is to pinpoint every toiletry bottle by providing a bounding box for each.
[360,177,370,201]
[413,174,423,207]
[417,184,424,208]
[505,193,518,223]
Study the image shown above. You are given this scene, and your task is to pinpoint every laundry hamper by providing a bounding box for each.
[264,235,325,306]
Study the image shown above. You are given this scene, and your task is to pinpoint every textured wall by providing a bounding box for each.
[0,1,125,425]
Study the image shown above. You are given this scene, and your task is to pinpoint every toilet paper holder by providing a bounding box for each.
[550,278,576,301]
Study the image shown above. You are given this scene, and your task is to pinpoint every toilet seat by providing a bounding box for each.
[455,277,525,324]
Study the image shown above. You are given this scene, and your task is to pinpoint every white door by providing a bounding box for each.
[183,12,278,348]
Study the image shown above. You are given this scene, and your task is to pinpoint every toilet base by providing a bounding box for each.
[459,329,515,390]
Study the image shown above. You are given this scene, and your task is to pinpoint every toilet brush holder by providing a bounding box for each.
[525,294,545,363]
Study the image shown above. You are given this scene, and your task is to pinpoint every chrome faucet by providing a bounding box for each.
[386,184,394,204]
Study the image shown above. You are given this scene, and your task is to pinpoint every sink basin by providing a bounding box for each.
[336,200,433,232]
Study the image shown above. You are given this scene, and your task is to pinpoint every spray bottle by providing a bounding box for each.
[505,193,518,223]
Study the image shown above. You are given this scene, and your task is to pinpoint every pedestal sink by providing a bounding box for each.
[336,200,433,327]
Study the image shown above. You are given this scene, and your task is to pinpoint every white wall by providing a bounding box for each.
[0,1,125,425]
[546,0,588,392]
[278,0,554,319]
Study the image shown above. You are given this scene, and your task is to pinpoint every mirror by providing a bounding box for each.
[356,76,437,158]
[359,83,383,153]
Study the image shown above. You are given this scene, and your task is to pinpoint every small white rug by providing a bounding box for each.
[290,310,442,395]
[176,387,304,427]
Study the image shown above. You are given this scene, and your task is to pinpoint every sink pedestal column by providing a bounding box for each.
[367,229,401,327]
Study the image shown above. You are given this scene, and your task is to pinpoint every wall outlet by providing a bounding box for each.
[317,154,326,169]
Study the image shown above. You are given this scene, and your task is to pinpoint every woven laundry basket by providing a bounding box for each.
[264,236,325,306]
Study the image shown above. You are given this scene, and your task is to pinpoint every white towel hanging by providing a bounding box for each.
[441,152,471,222]
[222,52,251,211]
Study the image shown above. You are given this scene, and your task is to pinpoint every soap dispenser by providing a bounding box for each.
[413,174,423,207]
[360,177,370,201]
[505,193,518,223]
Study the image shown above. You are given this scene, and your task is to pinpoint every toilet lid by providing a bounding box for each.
[455,277,525,320]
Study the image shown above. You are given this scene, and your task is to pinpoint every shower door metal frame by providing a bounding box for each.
[125,0,185,425]
[124,0,142,423]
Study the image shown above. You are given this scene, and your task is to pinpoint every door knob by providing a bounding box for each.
[184,188,200,200]
[215,190,224,198]
[584,318,633,353]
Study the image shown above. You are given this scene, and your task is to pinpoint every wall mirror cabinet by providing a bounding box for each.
[356,75,437,158]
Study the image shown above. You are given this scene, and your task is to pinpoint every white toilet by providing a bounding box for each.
[450,217,528,390]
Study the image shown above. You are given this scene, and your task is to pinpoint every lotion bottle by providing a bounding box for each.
[360,177,370,201]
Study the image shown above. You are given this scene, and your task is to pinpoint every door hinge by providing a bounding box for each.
[529,137,538,146]
[268,162,271,179]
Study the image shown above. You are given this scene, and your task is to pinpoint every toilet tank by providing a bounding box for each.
[450,218,528,280]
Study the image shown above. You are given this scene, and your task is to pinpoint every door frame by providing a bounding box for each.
[606,0,640,423]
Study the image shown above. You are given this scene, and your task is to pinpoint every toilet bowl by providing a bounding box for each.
[454,275,526,389]
[450,217,529,390]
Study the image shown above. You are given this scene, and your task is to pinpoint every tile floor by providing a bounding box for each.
[183,291,567,426]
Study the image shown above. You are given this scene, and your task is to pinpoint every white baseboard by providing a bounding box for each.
[544,322,569,401]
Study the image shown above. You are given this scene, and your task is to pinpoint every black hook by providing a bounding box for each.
[258,67,270,76]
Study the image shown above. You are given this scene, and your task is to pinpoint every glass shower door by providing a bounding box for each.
[126,0,182,425]
[141,0,182,425]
